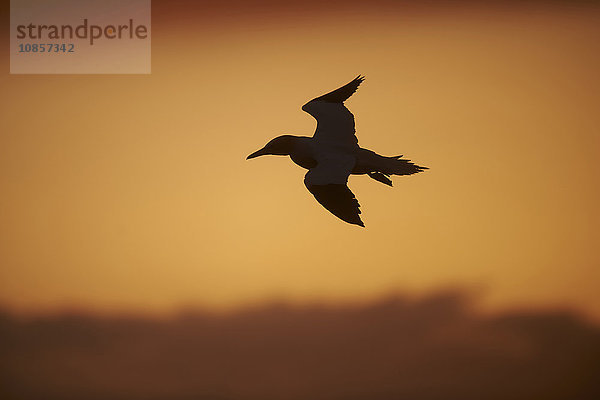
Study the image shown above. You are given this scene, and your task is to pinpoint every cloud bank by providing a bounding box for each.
[1,291,599,400]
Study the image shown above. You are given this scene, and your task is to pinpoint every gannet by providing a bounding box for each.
[247,76,427,227]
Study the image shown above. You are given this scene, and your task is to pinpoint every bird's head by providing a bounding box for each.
[246,135,296,159]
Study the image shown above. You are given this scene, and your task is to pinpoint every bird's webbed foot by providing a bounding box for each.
[368,172,393,186]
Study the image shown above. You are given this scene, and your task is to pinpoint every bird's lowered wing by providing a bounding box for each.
[304,154,364,227]
[302,76,365,148]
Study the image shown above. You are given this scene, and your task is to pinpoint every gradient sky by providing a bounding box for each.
[0,0,599,318]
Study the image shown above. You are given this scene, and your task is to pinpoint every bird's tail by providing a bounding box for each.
[357,150,428,186]
[376,155,428,176]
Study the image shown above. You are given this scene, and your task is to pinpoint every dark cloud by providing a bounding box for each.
[1,290,599,400]
[1,0,597,45]
[151,0,600,27]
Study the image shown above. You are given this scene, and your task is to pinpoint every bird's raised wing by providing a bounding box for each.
[304,154,364,227]
[302,76,365,148]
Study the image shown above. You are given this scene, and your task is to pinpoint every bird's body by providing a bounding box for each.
[272,135,422,176]
[247,76,427,227]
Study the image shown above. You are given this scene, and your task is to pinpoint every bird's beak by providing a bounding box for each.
[246,147,267,160]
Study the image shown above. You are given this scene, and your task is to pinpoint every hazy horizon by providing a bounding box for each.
[2,288,600,400]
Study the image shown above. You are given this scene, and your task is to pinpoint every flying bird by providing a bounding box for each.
[247,76,427,227]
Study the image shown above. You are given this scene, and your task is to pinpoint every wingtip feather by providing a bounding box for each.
[309,75,366,104]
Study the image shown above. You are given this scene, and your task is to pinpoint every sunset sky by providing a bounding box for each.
[0,0,599,319]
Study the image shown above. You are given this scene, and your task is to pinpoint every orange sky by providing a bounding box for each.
[0,1,599,318]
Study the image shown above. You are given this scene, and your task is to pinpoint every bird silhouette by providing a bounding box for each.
[247,76,428,227]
